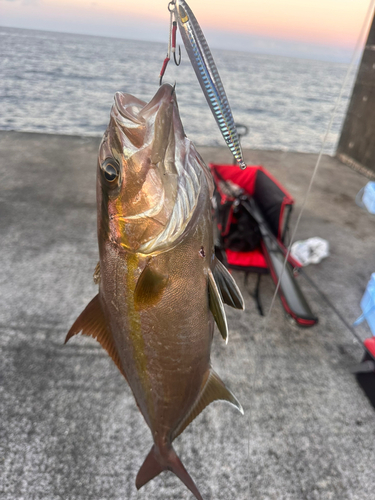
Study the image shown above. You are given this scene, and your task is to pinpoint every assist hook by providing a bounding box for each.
[174,41,182,66]
[159,1,181,85]
[169,2,181,66]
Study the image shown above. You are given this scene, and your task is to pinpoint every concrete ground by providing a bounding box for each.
[1,130,375,500]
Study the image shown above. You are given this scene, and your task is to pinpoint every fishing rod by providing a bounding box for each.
[159,0,375,363]
[259,0,375,371]
[160,0,247,170]
[266,0,375,321]
[243,197,317,325]
[214,171,317,326]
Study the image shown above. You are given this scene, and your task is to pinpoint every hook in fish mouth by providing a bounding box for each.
[99,83,210,255]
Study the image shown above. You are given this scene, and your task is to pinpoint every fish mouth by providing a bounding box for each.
[104,84,207,255]
[138,83,175,116]
[114,92,146,124]
[111,84,179,163]
[113,84,176,127]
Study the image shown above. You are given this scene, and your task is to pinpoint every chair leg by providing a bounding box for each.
[244,272,249,287]
[244,272,264,316]
[254,274,264,316]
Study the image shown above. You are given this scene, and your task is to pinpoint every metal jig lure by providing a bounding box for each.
[160,0,247,169]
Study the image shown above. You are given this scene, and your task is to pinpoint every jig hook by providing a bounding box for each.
[174,43,181,66]
[160,1,181,84]
[171,19,181,66]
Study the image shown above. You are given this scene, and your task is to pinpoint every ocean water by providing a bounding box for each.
[0,26,357,154]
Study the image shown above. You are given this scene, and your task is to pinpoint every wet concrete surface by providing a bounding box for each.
[1,130,375,500]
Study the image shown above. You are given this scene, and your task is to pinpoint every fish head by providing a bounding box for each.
[98,83,211,255]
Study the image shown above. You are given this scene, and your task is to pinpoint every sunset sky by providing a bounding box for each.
[1,0,373,61]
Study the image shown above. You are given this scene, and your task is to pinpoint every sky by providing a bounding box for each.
[1,0,373,62]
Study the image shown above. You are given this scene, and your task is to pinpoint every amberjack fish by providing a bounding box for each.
[66,83,244,500]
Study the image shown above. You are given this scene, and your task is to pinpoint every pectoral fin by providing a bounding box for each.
[208,268,228,342]
[65,294,125,379]
[172,369,243,441]
[213,257,245,310]
[134,262,169,310]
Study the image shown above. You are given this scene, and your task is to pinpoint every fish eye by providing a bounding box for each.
[102,159,119,183]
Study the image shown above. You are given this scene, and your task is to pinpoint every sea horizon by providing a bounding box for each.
[0,24,354,65]
[0,26,357,154]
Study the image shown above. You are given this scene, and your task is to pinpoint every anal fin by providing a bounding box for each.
[208,268,228,342]
[172,369,243,440]
[213,257,245,310]
[65,294,125,379]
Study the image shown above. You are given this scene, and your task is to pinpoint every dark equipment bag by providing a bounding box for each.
[210,163,318,327]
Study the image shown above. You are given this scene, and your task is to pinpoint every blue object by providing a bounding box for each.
[354,273,375,335]
[362,182,375,214]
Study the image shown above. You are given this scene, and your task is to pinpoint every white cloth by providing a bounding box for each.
[291,237,329,266]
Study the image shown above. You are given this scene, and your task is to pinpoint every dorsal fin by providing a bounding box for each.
[172,369,243,441]
[213,257,245,310]
[65,294,126,379]
[208,268,228,342]
[134,261,169,311]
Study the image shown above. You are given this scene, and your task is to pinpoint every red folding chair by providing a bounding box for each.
[210,163,318,326]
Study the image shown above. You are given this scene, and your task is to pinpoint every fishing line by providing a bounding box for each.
[247,413,251,498]
[250,3,375,470]
[266,0,375,320]
[299,268,365,345]
[244,325,262,497]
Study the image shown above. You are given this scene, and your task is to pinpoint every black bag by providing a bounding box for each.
[223,201,261,252]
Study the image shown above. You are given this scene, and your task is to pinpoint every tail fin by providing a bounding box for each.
[136,444,204,500]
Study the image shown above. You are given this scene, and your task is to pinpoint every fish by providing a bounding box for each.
[65,83,244,500]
